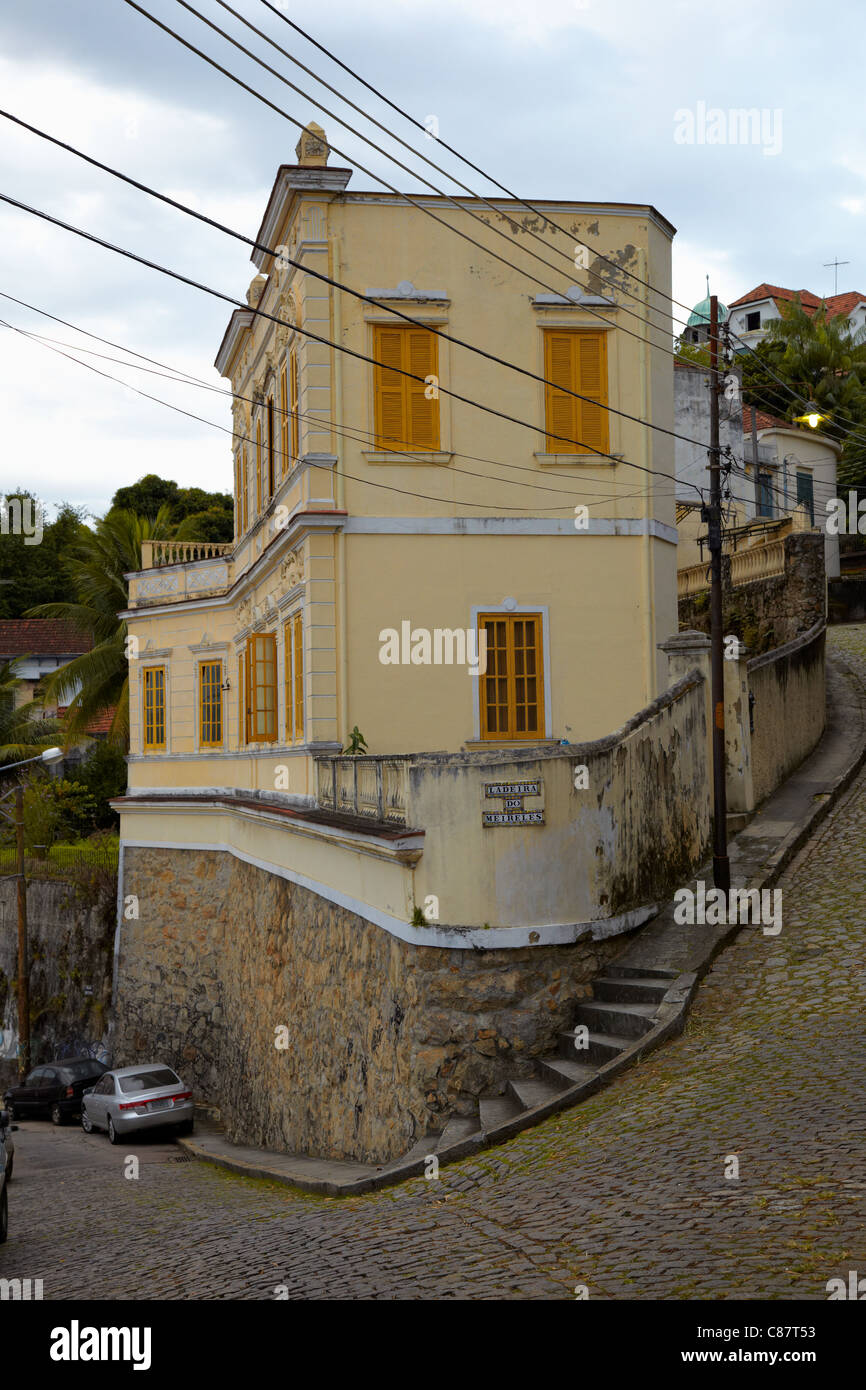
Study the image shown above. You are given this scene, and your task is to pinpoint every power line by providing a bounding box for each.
[209,0,688,341]
[0,108,715,460]
[2,312,668,507]
[122,0,696,373]
[255,0,699,332]
[0,190,706,500]
[1,313,674,514]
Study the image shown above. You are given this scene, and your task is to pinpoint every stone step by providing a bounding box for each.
[573,999,657,1038]
[435,1115,480,1152]
[507,1076,568,1111]
[538,1057,598,1088]
[592,975,672,1004]
[379,1134,439,1173]
[558,1029,632,1064]
[607,964,679,981]
[478,1094,522,1135]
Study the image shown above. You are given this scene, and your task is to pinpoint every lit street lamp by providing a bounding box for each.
[0,747,64,1079]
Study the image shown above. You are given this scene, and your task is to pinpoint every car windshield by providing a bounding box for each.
[60,1062,106,1082]
[117,1068,180,1094]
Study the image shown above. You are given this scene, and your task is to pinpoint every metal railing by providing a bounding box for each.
[0,844,119,881]
[316,757,410,824]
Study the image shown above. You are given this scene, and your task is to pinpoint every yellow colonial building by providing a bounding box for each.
[113,125,704,1164]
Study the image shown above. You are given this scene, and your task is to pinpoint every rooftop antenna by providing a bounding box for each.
[823,257,849,296]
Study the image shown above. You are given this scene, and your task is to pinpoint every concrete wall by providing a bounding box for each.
[674,362,743,506]
[405,670,711,928]
[748,621,826,806]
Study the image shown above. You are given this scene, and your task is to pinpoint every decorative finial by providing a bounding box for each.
[295,122,329,167]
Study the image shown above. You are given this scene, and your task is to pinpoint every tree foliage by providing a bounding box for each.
[741,296,866,486]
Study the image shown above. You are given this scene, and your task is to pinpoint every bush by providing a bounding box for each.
[72,742,128,828]
[20,778,98,850]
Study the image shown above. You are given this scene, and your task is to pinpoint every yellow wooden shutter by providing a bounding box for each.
[293,610,304,742]
[374,326,406,449]
[544,332,577,452]
[478,616,544,740]
[255,421,262,512]
[407,329,439,450]
[280,364,289,477]
[290,349,299,462]
[576,331,608,455]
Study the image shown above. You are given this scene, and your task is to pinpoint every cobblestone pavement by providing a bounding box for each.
[3,627,866,1301]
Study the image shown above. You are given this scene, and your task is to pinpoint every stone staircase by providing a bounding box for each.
[404,964,688,1169]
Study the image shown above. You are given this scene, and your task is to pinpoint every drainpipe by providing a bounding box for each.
[639,248,654,702]
[331,237,348,747]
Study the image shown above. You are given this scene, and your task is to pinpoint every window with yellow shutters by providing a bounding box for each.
[255,419,262,513]
[280,362,289,477]
[244,633,277,743]
[478,615,544,740]
[290,349,299,463]
[143,666,166,751]
[543,330,609,455]
[199,660,223,747]
[373,325,439,451]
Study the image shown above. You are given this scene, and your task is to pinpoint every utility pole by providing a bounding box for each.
[15,783,30,1080]
[707,295,730,891]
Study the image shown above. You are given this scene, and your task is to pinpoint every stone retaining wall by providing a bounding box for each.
[678,532,825,653]
[115,846,623,1163]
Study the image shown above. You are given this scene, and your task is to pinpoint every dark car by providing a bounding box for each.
[3,1058,109,1125]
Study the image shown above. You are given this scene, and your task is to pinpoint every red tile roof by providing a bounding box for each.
[0,620,91,657]
[85,708,116,735]
[743,405,789,432]
[730,283,866,321]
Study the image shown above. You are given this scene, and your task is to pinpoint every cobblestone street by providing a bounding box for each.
[4,631,866,1302]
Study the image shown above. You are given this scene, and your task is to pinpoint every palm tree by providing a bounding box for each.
[743,295,866,484]
[0,659,60,764]
[27,507,173,747]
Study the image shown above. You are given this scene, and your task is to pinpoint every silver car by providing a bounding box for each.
[81,1065,194,1144]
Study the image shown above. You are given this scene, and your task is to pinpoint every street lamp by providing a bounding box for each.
[794,401,826,429]
[0,746,64,1080]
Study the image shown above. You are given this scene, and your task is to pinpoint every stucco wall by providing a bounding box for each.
[115,846,624,1163]
[748,622,826,806]
[406,669,711,927]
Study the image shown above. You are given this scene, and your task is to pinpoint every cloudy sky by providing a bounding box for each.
[1,0,865,520]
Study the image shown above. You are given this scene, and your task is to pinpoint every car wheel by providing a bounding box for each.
[107,1117,119,1145]
[50,1103,67,1126]
[0,1186,7,1244]
[81,1110,93,1134]
[4,1158,11,1183]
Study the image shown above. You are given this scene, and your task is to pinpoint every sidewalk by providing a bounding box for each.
[178,637,866,1196]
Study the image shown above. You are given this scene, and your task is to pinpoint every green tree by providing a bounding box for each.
[110,475,233,537]
[0,497,88,620]
[71,741,128,828]
[741,296,866,486]
[26,507,173,747]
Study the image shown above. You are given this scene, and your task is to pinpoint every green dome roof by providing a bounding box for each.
[687,294,729,328]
